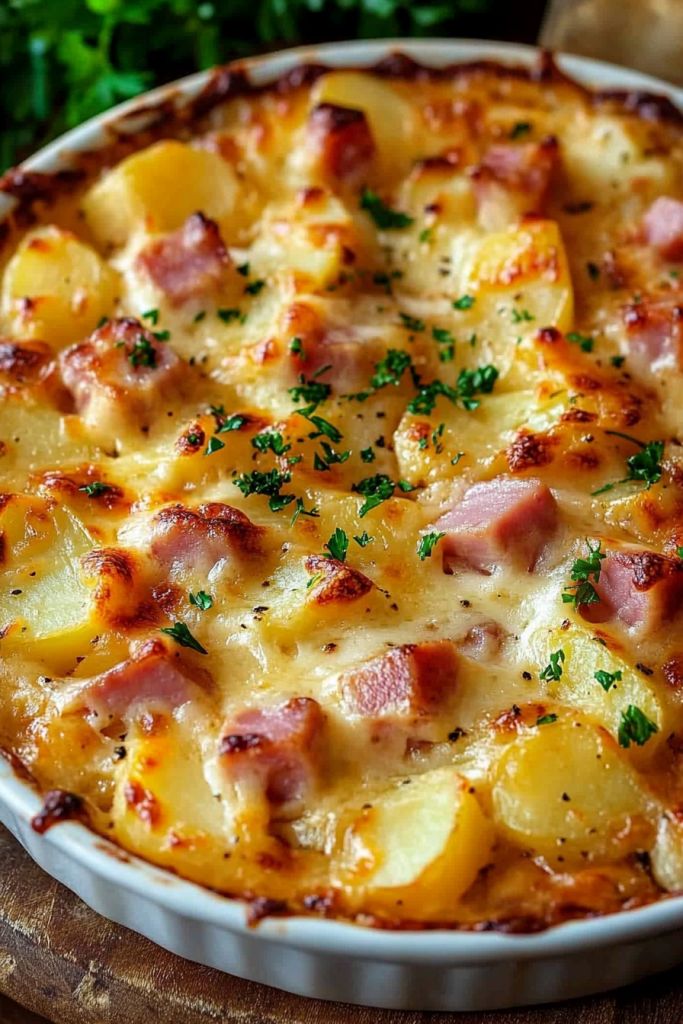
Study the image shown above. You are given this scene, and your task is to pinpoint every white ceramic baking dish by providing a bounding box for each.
[1,38,682,1013]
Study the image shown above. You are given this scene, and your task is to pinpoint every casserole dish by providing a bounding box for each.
[0,38,682,1011]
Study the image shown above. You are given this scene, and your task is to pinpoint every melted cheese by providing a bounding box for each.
[0,59,682,929]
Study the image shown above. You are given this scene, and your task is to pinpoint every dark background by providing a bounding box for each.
[0,0,548,173]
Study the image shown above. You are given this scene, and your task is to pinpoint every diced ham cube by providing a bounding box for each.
[282,302,380,394]
[305,554,373,605]
[136,212,231,305]
[433,476,558,574]
[57,639,206,725]
[0,340,52,386]
[219,697,325,810]
[59,317,184,435]
[149,502,264,575]
[581,549,683,632]
[308,103,375,184]
[643,197,683,261]
[623,299,683,371]
[471,137,559,228]
[339,641,459,718]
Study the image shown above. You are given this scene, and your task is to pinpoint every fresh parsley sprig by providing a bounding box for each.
[562,540,605,607]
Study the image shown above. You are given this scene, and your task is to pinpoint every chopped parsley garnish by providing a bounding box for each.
[128,335,156,368]
[142,308,159,325]
[78,481,111,498]
[419,227,433,243]
[360,446,375,463]
[160,621,207,655]
[360,188,414,230]
[245,278,265,296]
[153,329,170,342]
[409,364,498,416]
[536,713,558,726]
[677,546,683,559]
[193,310,206,323]
[234,469,294,512]
[618,705,658,748]
[593,433,664,495]
[189,590,213,611]
[353,474,413,517]
[433,327,455,361]
[289,336,304,355]
[562,539,605,607]
[237,262,250,277]
[452,294,475,311]
[610,355,625,368]
[289,374,331,409]
[417,531,445,561]
[252,431,291,456]
[540,649,565,682]
[306,414,342,443]
[324,527,349,562]
[354,531,373,548]
[314,442,350,471]
[595,669,622,692]
[204,436,225,456]
[567,331,595,353]
[511,307,535,324]
[399,312,425,333]
[217,307,242,323]
[510,121,532,139]
[290,497,320,525]
[216,413,247,434]
[371,349,414,390]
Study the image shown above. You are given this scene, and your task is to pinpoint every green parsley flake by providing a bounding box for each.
[540,649,565,682]
[566,331,594,353]
[399,312,425,333]
[353,474,413,517]
[234,469,294,513]
[204,436,225,456]
[160,621,207,655]
[189,590,213,611]
[290,498,320,525]
[536,713,558,726]
[289,374,331,409]
[511,307,535,324]
[371,349,414,390]
[237,262,250,277]
[510,121,532,139]
[618,705,658,748]
[417,531,445,561]
[595,669,622,692]
[128,335,156,368]
[78,481,111,498]
[289,336,304,355]
[452,294,475,311]
[245,279,265,296]
[252,431,291,456]
[360,188,414,230]
[142,308,159,325]
[354,531,373,548]
[593,433,664,495]
[562,540,605,607]
[324,528,349,562]
[360,447,375,463]
[217,308,242,323]
[216,414,247,435]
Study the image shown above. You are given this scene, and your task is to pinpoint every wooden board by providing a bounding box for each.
[0,823,681,1024]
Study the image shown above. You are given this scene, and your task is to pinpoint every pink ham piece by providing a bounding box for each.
[136,212,231,305]
[339,641,459,718]
[57,639,205,725]
[643,197,683,261]
[471,137,559,228]
[623,299,683,371]
[59,317,184,432]
[150,502,264,575]
[308,103,375,183]
[580,549,683,633]
[219,697,325,810]
[433,476,558,574]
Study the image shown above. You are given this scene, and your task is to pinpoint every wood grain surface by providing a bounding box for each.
[0,824,681,1024]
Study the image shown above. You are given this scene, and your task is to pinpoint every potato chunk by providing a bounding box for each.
[342,768,493,919]
[465,219,574,332]
[1,226,118,346]
[492,719,655,865]
[650,814,683,892]
[82,140,238,247]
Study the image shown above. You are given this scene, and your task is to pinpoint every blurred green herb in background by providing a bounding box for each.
[0,0,513,173]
